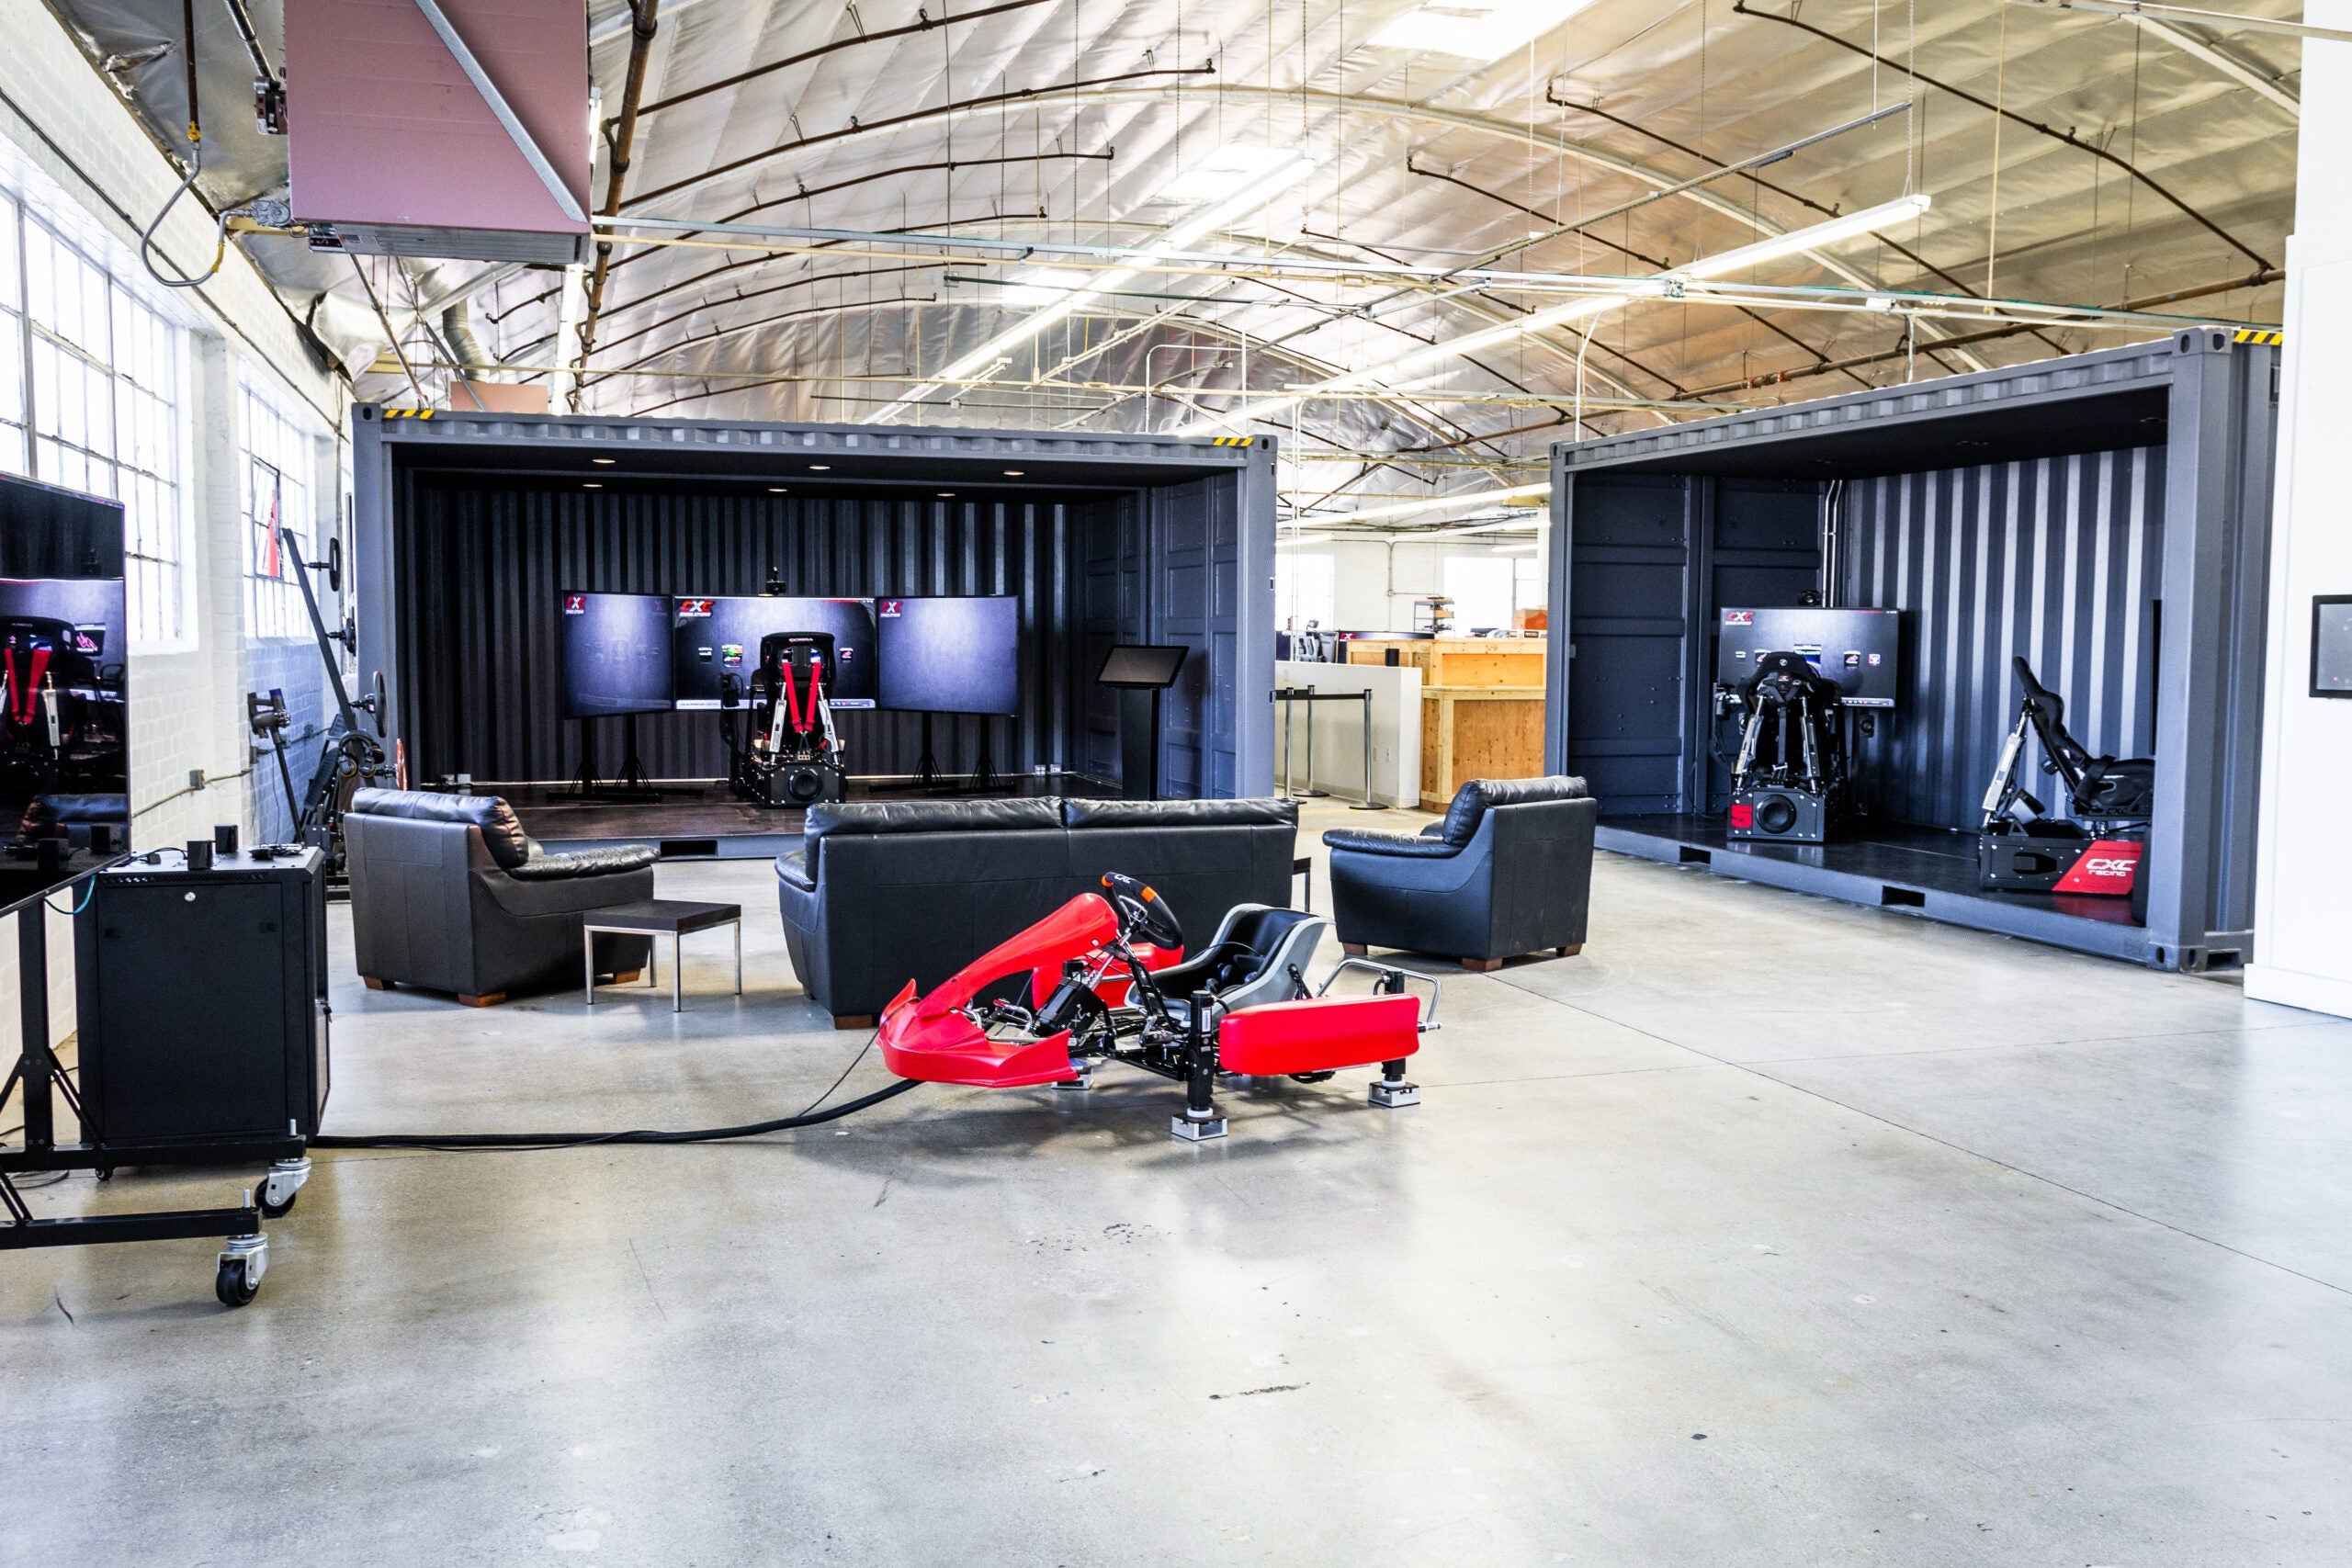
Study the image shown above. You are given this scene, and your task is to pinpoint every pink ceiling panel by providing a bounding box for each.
[286,0,589,235]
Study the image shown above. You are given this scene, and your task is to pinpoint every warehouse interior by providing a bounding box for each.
[1,0,2346,1562]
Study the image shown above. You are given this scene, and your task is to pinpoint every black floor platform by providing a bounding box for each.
[1596,813,2150,964]
[497,773,1118,860]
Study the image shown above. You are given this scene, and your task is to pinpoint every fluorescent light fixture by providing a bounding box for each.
[997,267,1091,307]
[1177,193,1931,438]
[1156,144,1311,208]
[1369,0,1598,61]
[872,153,1319,423]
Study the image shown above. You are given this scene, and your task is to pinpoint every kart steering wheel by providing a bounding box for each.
[1100,872,1183,953]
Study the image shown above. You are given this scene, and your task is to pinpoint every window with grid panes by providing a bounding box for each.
[10,201,191,648]
[243,378,319,639]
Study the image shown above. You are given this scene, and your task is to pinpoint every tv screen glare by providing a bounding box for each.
[875,596,1021,716]
[1712,606,1902,707]
[673,596,877,708]
[559,592,674,717]
[1095,644,1188,690]
[0,472,130,907]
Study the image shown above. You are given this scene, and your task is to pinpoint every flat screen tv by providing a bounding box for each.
[1713,606,1902,708]
[559,592,674,717]
[0,472,130,906]
[672,595,877,708]
[875,596,1021,716]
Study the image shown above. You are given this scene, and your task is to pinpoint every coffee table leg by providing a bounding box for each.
[584,929,595,1006]
[673,933,684,1012]
[733,920,742,996]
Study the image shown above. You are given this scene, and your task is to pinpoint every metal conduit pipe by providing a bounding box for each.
[574,0,661,401]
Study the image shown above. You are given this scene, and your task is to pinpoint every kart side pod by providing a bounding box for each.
[1216,992,1422,1076]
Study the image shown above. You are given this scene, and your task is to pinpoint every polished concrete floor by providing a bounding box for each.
[5,803,2349,1565]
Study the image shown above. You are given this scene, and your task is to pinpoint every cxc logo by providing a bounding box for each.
[2083,858,2136,875]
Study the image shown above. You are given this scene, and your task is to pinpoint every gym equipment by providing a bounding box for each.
[724,631,847,807]
[876,872,1438,1139]
[1977,655,2152,896]
[1725,650,1849,843]
[276,523,392,889]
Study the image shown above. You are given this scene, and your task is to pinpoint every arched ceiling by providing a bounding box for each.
[46,0,2297,519]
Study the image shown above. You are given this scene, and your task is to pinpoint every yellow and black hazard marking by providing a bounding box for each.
[381,407,437,419]
[2233,328,2283,346]
[1207,435,1251,446]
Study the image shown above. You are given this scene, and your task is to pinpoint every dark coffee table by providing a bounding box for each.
[583,899,743,1012]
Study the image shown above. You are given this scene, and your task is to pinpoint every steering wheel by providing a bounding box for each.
[1100,872,1183,953]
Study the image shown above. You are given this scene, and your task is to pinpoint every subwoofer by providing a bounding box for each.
[1728,787,1830,843]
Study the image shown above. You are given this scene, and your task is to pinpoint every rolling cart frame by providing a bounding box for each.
[0,864,308,1306]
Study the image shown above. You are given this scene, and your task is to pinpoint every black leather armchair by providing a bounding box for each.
[1323,776,1596,970]
[346,788,658,1005]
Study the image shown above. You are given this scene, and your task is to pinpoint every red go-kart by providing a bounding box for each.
[876,874,1440,1140]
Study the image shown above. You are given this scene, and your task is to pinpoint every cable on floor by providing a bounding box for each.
[308,1032,919,1152]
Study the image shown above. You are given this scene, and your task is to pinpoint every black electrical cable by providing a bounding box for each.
[308,1033,922,1152]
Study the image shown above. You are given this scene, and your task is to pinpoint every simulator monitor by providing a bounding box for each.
[673,595,877,708]
[1713,607,1901,707]
[0,472,130,906]
[875,596,1020,716]
[559,592,673,717]
[2314,595,2352,699]
[1095,644,1188,690]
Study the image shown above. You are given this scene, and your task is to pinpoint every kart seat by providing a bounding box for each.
[1149,904,1330,1014]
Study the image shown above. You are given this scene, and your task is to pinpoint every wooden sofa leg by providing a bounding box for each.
[832,1013,876,1031]
[458,992,507,1008]
[612,969,643,985]
[1461,957,1503,973]
[362,976,392,991]
[1555,943,1582,957]
[1341,942,1368,957]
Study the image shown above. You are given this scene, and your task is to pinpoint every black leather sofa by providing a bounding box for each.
[775,796,1299,1025]
[346,789,658,1005]
[1322,776,1596,970]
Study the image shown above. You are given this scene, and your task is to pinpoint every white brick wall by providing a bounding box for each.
[1,0,345,1053]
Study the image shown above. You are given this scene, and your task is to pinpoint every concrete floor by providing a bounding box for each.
[5,802,2349,1565]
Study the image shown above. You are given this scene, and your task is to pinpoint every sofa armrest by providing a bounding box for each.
[1322,828,1460,858]
[1418,821,1446,839]
[775,848,815,893]
[508,845,660,880]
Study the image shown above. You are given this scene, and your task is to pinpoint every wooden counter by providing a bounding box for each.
[1419,685,1544,809]
[1349,637,1546,689]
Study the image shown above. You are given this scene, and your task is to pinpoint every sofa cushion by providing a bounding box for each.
[1061,797,1297,830]
[1323,827,1460,858]
[351,787,535,869]
[507,844,660,881]
[1439,775,1591,846]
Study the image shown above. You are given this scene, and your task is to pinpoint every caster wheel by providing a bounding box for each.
[1289,1071,1336,1084]
[215,1259,259,1308]
[257,1186,296,1219]
[95,1168,112,1181]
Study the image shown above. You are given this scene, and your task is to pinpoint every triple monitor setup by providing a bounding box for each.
[1713,604,2152,905]
[563,588,1192,806]
[563,588,1019,807]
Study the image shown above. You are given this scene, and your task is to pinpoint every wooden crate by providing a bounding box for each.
[1419,685,1544,809]
[1348,637,1545,689]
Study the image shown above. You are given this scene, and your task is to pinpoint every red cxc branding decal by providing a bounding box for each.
[2052,839,2143,895]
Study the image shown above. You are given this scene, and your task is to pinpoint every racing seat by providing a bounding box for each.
[1146,904,1330,1018]
[2013,656,2154,824]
